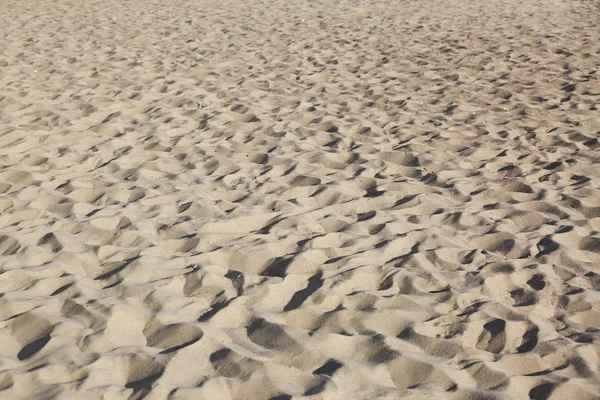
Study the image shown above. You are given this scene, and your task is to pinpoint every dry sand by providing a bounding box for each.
[1,0,600,398]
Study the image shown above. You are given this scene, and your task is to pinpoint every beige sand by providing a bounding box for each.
[1,0,600,398]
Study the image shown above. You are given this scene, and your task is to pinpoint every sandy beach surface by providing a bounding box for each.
[1,0,600,398]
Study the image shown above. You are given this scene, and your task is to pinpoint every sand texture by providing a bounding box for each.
[1,0,600,398]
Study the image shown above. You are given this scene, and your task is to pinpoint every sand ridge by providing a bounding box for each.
[0,0,600,398]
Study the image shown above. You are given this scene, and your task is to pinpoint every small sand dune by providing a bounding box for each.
[1,0,599,398]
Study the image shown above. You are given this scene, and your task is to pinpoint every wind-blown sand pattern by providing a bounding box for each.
[1,0,600,398]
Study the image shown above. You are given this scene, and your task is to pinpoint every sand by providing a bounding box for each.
[0,0,599,398]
